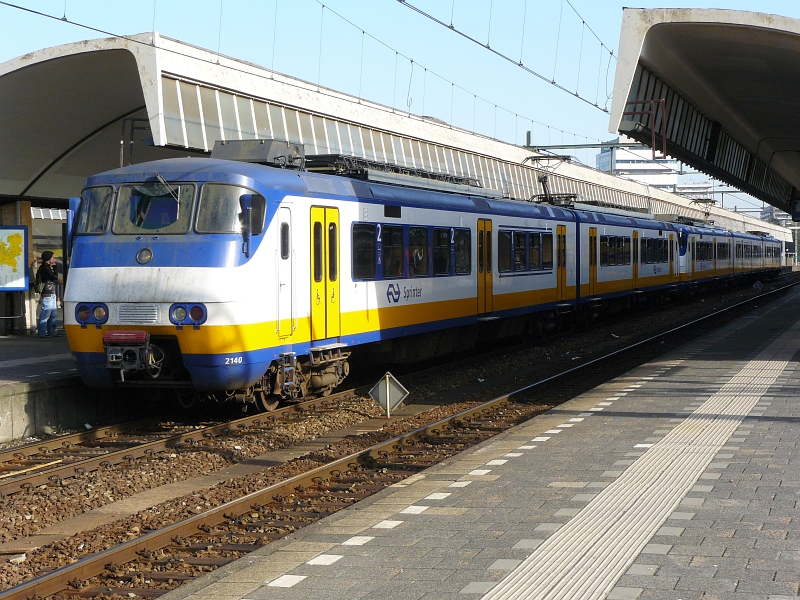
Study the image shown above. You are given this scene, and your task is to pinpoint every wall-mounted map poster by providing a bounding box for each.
[0,227,28,292]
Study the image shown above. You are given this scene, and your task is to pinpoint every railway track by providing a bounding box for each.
[0,393,360,499]
[3,280,794,599]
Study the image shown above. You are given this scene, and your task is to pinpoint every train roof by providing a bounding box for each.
[85,158,774,238]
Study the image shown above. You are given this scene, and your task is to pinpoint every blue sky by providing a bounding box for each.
[2,0,800,212]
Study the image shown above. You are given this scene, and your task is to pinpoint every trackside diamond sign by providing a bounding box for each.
[369,372,409,418]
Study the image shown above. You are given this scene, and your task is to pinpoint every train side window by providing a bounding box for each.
[409,227,429,277]
[486,230,492,273]
[328,223,337,281]
[313,222,323,283]
[607,236,617,265]
[513,232,527,271]
[454,229,471,274]
[478,230,484,273]
[529,233,541,270]
[433,228,451,275]
[382,225,403,278]
[280,223,290,259]
[498,231,512,273]
[600,236,608,266]
[542,233,554,270]
[623,237,631,265]
[352,224,376,280]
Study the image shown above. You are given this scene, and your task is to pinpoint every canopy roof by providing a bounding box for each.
[610,8,800,213]
[0,31,788,240]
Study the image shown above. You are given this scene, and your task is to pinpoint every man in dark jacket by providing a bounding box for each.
[37,251,59,337]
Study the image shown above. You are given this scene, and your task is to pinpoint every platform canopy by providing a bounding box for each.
[610,8,800,214]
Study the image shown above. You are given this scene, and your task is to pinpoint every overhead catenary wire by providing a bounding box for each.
[397,0,611,113]
[0,0,605,147]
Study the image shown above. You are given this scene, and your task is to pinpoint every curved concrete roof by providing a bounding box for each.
[610,9,800,211]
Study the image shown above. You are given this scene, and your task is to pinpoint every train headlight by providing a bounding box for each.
[169,303,207,330]
[76,305,91,322]
[136,248,153,265]
[75,303,108,328]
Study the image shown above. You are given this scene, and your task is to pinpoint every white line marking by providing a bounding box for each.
[469,469,491,476]
[267,575,306,587]
[307,554,343,565]
[341,536,374,546]
[425,492,452,500]
[373,520,403,529]
[400,505,429,514]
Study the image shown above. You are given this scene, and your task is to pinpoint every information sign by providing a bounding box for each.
[0,226,28,292]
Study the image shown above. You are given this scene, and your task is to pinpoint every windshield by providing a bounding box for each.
[76,186,114,234]
[113,182,195,235]
[196,184,266,235]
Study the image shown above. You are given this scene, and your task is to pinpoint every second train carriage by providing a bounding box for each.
[63,156,783,408]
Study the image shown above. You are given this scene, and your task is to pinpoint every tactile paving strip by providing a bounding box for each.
[484,317,800,600]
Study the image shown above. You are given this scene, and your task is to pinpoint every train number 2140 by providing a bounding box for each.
[225,356,243,365]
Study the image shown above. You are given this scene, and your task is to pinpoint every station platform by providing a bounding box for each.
[0,331,131,442]
[164,286,800,600]
[0,332,74,388]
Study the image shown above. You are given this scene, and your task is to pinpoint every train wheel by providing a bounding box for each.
[256,391,279,412]
[176,389,196,409]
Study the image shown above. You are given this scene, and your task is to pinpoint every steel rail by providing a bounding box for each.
[0,391,358,498]
[0,417,162,463]
[3,280,794,600]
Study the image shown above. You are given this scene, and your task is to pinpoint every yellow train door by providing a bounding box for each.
[632,231,639,289]
[477,219,493,313]
[310,206,340,341]
[589,227,597,296]
[557,225,567,301]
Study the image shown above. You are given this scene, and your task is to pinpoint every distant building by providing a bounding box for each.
[596,135,680,191]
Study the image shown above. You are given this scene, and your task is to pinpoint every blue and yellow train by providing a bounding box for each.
[64,149,782,409]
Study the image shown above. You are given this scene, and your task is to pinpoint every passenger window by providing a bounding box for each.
[623,237,631,265]
[433,228,451,275]
[409,227,428,277]
[454,229,471,274]
[498,231,512,273]
[600,236,608,266]
[486,231,492,273]
[280,223,290,259]
[542,233,554,269]
[478,230,484,273]
[352,224,376,280]
[328,223,337,282]
[382,225,403,278]
[313,222,323,283]
[514,232,527,271]
[529,233,541,270]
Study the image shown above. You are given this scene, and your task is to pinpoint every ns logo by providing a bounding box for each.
[386,283,401,303]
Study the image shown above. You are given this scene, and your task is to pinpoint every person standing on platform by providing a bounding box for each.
[36,251,59,338]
